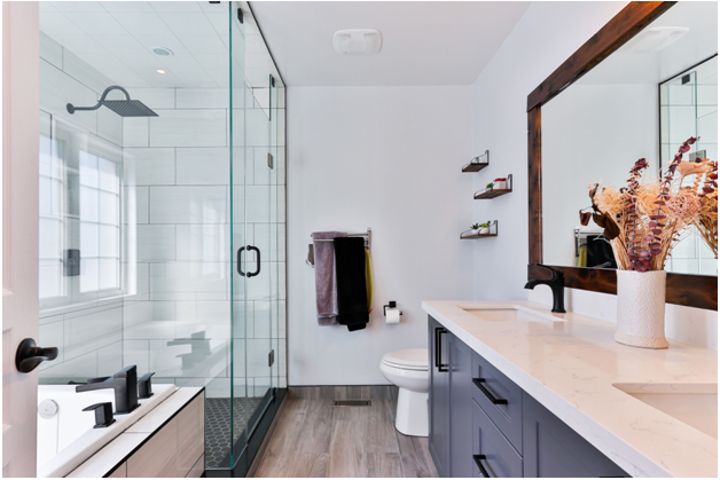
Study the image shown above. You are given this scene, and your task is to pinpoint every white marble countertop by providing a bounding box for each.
[421,300,717,478]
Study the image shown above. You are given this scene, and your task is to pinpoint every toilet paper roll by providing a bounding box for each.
[385,308,401,324]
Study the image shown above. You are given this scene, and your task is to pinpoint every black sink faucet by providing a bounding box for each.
[75,365,139,414]
[524,266,566,313]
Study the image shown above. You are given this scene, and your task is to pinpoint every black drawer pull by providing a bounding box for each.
[434,327,449,372]
[472,378,508,405]
[473,454,496,478]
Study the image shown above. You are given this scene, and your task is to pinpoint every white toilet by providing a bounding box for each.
[380,348,429,437]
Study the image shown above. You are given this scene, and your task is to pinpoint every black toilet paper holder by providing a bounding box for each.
[383,301,403,317]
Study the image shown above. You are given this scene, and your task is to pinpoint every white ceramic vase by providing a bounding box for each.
[615,269,668,349]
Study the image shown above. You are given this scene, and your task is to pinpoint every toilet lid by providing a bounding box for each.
[382,348,428,371]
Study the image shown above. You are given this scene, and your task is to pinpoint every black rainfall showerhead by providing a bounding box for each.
[66,85,158,117]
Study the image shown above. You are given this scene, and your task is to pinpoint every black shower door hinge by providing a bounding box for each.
[237,7,244,24]
[268,349,275,368]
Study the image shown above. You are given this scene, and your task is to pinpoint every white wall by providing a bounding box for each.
[471,1,717,348]
[288,86,475,385]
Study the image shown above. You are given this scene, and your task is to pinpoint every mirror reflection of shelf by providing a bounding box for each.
[462,150,490,172]
[460,220,499,239]
[474,173,513,199]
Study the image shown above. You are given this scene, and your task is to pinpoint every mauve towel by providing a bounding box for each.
[334,236,369,331]
[312,231,345,325]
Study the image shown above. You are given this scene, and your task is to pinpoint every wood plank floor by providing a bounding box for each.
[250,386,438,477]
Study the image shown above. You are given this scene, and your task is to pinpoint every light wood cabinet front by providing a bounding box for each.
[123,394,204,478]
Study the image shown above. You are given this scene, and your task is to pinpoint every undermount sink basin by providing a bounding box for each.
[613,383,717,439]
[460,305,566,323]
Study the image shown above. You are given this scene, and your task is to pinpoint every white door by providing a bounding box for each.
[2,2,40,476]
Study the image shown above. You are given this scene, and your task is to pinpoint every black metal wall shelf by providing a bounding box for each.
[460,220,499,239]
[462,150,490,173]
[474,173,513,199]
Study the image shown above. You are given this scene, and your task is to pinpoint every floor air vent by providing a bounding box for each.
[334,400,371,406]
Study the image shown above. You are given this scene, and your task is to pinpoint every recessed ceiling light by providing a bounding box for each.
[152,47,174,57]
[156,69,166,75]
[332,29,382,55]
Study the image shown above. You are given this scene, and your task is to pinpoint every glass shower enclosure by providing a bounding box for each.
[36,1,286,475]
[659,55,717,275]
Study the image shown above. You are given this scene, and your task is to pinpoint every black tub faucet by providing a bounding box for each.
[524,266,566,313]
[75,365,139,414]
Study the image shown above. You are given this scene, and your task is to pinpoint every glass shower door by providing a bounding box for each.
[226,0,274,469]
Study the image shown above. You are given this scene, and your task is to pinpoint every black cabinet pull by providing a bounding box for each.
[472,378,508,405]
[473,454,496,478]
[434,327,449,372]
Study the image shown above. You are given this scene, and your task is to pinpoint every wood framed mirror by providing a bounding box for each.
[527,1,718,310]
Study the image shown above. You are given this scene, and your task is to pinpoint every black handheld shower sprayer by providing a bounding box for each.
[67,85,158,117]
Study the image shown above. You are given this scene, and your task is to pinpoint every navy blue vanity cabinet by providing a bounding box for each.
[471,352,524,453]
[522,395,628,478]
[449,335,474,477]
[428,316,451,477]
[427,317,629,478]
[472,399,523,477]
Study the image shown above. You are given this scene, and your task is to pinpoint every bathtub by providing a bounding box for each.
[37,383,176,477]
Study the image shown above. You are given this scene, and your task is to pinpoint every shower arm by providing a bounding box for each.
[66,85,132,113]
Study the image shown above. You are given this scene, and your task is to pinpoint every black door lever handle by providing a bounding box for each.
[15,338,58,373]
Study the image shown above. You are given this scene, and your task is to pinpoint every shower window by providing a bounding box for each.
[39,113,124,309]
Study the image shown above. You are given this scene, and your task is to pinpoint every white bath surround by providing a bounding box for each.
[37,384,176,477]
[421,300,717,477]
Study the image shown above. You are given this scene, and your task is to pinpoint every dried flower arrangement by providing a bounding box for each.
[587,137,718,272]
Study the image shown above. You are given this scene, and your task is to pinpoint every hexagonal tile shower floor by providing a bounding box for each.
[205,397,265,469]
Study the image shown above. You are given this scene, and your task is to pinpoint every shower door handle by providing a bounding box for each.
[237,246,261,277]
[237,246,246,276]
[247,245,261,278]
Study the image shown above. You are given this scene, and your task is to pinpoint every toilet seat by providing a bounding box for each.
[381,348,428,371]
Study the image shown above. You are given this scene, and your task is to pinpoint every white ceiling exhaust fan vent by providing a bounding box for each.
[630,26,690,52]
[332,29,383,55]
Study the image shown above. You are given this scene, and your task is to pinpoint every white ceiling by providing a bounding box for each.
[40,1,279,89]
[250,1,530,86]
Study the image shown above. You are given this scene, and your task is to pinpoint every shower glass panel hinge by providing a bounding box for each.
[267,153,274,170]
[237,7,244,23]
[268,349,275,367]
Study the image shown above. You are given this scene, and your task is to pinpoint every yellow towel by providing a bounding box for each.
[576,245,588,267]
[365,247,374,312]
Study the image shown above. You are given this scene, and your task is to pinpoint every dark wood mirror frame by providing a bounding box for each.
[527,1,718,310]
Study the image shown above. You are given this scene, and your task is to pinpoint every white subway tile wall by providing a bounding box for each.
[38,33,127,382]
[38,32,287,393]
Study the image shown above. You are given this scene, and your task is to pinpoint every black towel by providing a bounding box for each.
[587,235,617,269]
[333,237,369,331]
